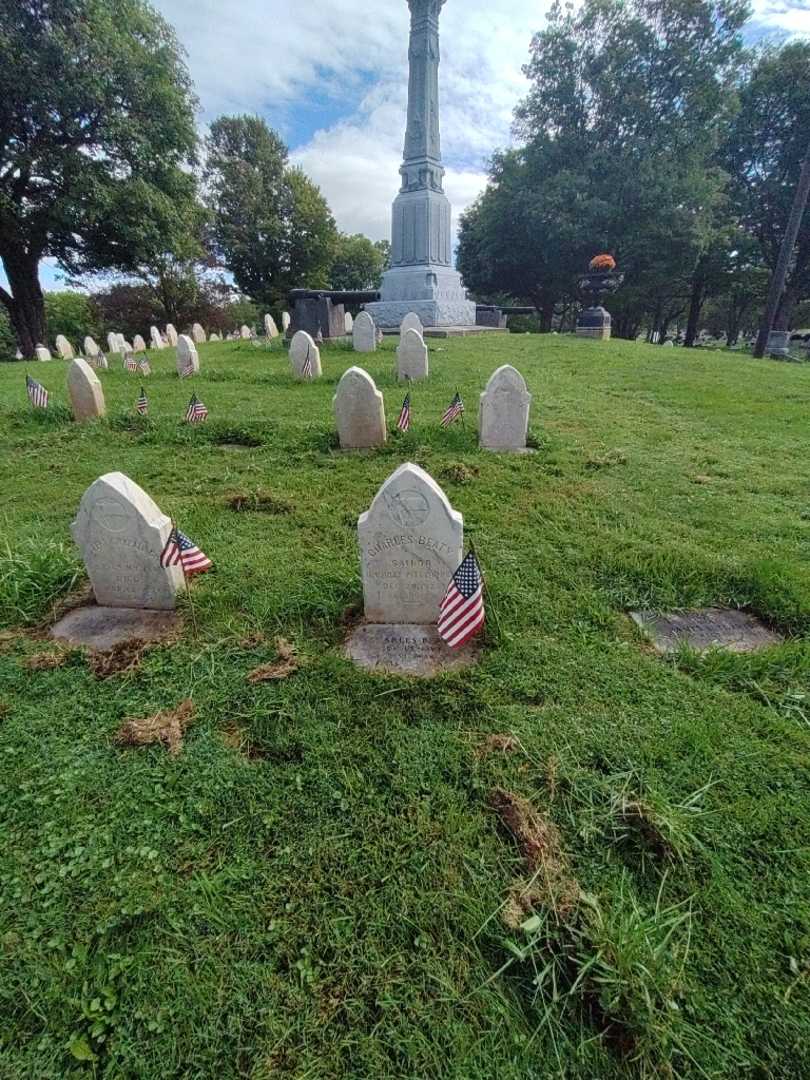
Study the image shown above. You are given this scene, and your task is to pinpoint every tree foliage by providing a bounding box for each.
[330,234,389,291]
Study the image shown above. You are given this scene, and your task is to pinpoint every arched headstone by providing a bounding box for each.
[344,312,354,334]
[150,326,164,350]
[281,311,291,332]
[264,314,279,338]
[107,332,121,354]
[133,334,147,353]
[84,336,100,358]
[192,323,206,344]
[334,367,386,449]
[289,331,322,380]
[35,345,52,362]
[67,358,106,422]
[55,335,75,360]
[396,328,428,381]
[165,324,178,346]
[400,312,423,338]
[240,324,252,340]
[176,335,200,376]
[478,365,532,452]
[353,311,377,353]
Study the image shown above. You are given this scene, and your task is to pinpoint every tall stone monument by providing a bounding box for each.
[364,0,476,330]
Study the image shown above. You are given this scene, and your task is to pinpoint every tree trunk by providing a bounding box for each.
[539,297,555,333]
[773,283,800,331]
[0,249,46,358]
[684,273,706,348]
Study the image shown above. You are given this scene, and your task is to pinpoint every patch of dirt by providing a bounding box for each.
[585,449,627,470]
[476,733,520,758]
[339,602,363,628]
[44,581,94,628]
[23,648,73,671]
[87,638,152,679]
[114,699,194,757]
[227,490,295,514]
[247,638,299,683]
[439,462,479,485]
[238,631,267,650]
[613,796,676,860]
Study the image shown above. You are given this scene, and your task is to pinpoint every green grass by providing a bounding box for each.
[0,334,809,1078]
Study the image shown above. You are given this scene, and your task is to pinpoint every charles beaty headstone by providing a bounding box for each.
[334,367,387,450]
[70,472,183,610]
[55,335,75,360]
[264,314,279,338]
[133,334,147,353]
[353,311,377,353]
[150,326,164,350]
[35,345,52,362]
[289,331,322,380]
[478,365,532,452]
[176,335,199,376]
[67,358,106,422]
[191,323,206,345]
[165,324,178,346]
[344,312,354,334]
[84,336,100,358]
[400,312,423,338]
[396,328,429,381]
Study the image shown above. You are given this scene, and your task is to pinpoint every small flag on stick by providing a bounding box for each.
[136,387,148,416]
[441,391,464,428]
[160,527,212,576]
[92,352,108,370]
[396,392,411,432]
[26,374,49,409]
[139,358,151,375]
[302,343,314,379]
[437,551,485,649]
[124,352,138,372]
[180,359,195,378]
[185,393,208,424]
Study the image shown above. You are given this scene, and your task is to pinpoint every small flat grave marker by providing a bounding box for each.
[630,608,783,654]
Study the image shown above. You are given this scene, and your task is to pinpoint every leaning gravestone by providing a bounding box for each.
[84,336,100,358]
[55,335,75,360]
[353,311,377,353]
[176,335,200,376]
[150,326,164,350]
[344,312,354,334]
[396,328,429,382]
[35,345,52,362]
[107,332,121,354]
[264,314,279,338]
[192,323,206,345]
[282,311,291,332]
[133,334,147,353]
[334,367,386,450]
[346,463,477,676]
[120,338,133,354]
[166,324,178,346]
[479,365,532,452]
[240,325,252,340]
[289,331,322,380]
[400,312,423,338]
[67,358,106,422]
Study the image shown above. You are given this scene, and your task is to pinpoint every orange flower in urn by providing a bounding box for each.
[589,254,617,272]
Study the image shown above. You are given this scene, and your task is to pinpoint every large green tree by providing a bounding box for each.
[330,234,389,291]
[204,116,337,308]
[0,0,200,357]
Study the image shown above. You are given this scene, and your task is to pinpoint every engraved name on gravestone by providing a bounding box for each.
[71,472,184,610]
[358,462,462,624]
[396,328,429,381]
[176,334,200,375]
[334,367,387,449]
[479,365,532,452]
[67,358,106,422]
[353,311,377,353]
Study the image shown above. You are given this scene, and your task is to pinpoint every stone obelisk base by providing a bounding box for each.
[365,265,476,330]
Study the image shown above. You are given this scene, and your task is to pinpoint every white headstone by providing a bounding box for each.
[400,312,424,338]
[353,311,377,353]
[71,472,184,610]
[344,312,354,334]
[289,331,322,380]
[107,332,121,354]
[478,365,532,452]
[176,335,199,376]
[192,323,206,344]
[209,332,221,342]
[334,367,387,450]
[396,328,429,382]
[240,324,252,340]
[282,311,291,332]
[35,345,52,362]
[67,358,106,422]
[165,324,178,346]
[84,336,100,358]
[120,339,133,354]
[264,314,279,338]
[358,463,463,624]
[55,335,75,360]
[150,326,164,350]
[133,334,147,353]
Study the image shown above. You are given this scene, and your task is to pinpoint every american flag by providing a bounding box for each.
[136,387,148,415]
[396,393,411,432]
[26,374,49,409]
[438,551,485,649]
[92,352,108,370]
[441,391,464,427]
[160,527,212,576]
[185,393,208,423]
[124,352,138,372]
[180,358,195,378]
[139,358,151,375]
[302,342,314,379]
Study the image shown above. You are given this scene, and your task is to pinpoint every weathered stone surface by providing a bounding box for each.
[71,472,184,610]
[133,334,147,353]
[334,367,387,450]
[55,335,75,360]
[120,339,133,354]
[107,332,121,354]
[400,312,423,338]
[282,311,291,332]
[289,331,322,380]
[630,608,783,654]
[150,326,165,350]
[52,606,180,650]
[240,324,252,340]
[345,623,479,677]
[67,358,106,422]
[396,328,429,381]
[353,311,377,353]
[165,324,178,346]
[479,365,532,451]
[358,462,462,624]
[84,336,100,357]
[344,312,354,334]
[264,314,279,338]
[176,335,199,376]
[35,345,52,362]
[191,323,206,345]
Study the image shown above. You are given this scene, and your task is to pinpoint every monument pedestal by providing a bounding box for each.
[576,306,612,340]
[365,265,476,329]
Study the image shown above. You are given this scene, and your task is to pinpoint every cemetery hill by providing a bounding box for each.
[1,1,810,1078]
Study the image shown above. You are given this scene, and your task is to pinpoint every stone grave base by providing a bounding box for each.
[345,623,480,677]
[52,606,180,650]
[630,608,783,654]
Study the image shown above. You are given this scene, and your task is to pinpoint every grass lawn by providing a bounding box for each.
[0,334,809,1078]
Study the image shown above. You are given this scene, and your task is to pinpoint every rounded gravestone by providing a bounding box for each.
[396,328,429,382]
[289,331,322,380]
[176,335,200,376]
[353,311,377,353]
[334,367,387,450]
[107,332,121,354]
[192,323,206,345]
[55,335,75,360]
[165,324,178,346]
[84,336,100,358]
[35,345,52,362]
[264,314,279,338]
[282,311,291,332]
[240,324,252,340]
[400,312,424,338]
[478,365,532,452]
[344,312,354,334]
[133,334,147,353]
[150,326,165,350]
[67,357,106,422]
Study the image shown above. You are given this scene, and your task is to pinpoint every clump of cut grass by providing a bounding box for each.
[586,448,628,470]
[606,772,712,865]
[246,637,299,683]
[227,490,295,515]
[87,638,154,679]
[114,699,195,756]
[439,462,479,484]
[0,537,81,628]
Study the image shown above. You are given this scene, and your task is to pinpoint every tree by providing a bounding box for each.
[0,0,200,357]
[0,307,15,360]
[204,116,337,309]
[43,292,100,349]
[330,234,389,291]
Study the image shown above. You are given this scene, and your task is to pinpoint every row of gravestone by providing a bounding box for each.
[334,365,532,452]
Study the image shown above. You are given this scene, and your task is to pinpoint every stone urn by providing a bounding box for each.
[576,256,624,340]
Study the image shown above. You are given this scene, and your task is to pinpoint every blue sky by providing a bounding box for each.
[6,0,808,294]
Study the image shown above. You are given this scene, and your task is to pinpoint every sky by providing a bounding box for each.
[7,0,809,293]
